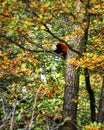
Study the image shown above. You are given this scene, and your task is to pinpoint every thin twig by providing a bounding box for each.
[28,85,42,130]
[10,100,17,130]
[46,118,50,130]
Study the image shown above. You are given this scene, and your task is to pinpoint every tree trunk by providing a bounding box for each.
[58,49,80,130]
[62,54,80,130]
[97,77,104,123]
[58,1,90,130]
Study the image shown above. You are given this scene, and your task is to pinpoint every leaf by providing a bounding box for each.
[8,0,12,4]
[44,2,50,8]
[17,114,22,121]
[40,25,45,30]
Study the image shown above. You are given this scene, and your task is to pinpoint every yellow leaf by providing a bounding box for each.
[91,0,97,2]
[34,26,39,30]
[31,2,37,7]
[39,14,44,22]
[2,1,7,7]
[40,7,45,13]
[40,25,45,30]
[65,82,70,86]
[92,55,98,60]
[39,14,43,19]
[68,59,74,64]
[44,2,50,8]
[74,98,79,103]
[43,39,49,44]
[24,20,32,26]
[32,17,37,22]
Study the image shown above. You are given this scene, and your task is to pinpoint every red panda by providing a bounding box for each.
[53,43,67,59]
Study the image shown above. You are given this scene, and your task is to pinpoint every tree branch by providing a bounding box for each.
[83,0,96,122]
[0,86,11,94]
[23,0,82,56]
[0,34,49,52]
[84,68,96,122]
[0,34,64,59]
[0,13,9,17]
[44,24,82,55]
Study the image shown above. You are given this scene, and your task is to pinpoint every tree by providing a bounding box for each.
[0,0,104,129]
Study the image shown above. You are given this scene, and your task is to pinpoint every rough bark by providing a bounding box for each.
[58,50,81,130]
[58,1,91,130]
[59,2,84,130]
[97,77,104,123]
[63,56,80,130]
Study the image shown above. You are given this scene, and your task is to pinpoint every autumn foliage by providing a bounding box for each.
[0,0,104,129]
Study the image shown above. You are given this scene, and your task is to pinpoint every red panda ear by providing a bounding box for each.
[52,44,57,51]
